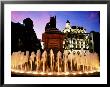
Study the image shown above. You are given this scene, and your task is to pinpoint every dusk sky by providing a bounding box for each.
[11,11,100,39]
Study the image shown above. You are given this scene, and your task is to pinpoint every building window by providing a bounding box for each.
[77,40,80,48]
[81,41,83,48]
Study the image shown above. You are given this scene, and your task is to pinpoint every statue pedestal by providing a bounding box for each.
[42,29,64,52]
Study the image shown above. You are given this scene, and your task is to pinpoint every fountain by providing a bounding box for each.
[63,50,69,73]
[42,50,47,73]
[68,52,73,72]
[35,50,41,72]
[11,49,100,76]
[30,52,36,71]
[56,51,62,74]
[50,49,54,72]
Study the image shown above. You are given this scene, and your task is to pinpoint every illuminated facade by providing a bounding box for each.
[63,20,94,54]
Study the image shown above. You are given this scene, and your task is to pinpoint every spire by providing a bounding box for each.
[66,20,70,23]
[65,20,71,29]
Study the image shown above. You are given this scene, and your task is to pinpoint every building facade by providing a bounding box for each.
[42,18,99,55]
[62,20,94,54]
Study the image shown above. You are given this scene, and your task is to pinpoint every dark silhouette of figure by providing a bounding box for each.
[50,16,56,28]
[45,16,57,31]
[23,18,34,29]
[11,18,42,54]
[45,22,51,31]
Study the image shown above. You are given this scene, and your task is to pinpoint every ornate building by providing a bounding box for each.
[62,20,94,54]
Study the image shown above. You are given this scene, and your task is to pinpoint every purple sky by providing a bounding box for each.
[11,11,100,39]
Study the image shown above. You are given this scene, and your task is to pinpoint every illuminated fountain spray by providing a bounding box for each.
[41,50,47,73]
[68,52,73,72]
[11,52,16,69]
[56,51,62,73]
[11,49,100,76]
[76,54,80,71]
[35,50,41,72]
[50,49,54,72]
[63,50,69,73]
[30,52,35,71]
[20,52,24,70]
[24,51,29,71]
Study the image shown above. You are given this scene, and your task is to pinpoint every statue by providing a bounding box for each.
[45,22,50,31]
[45,16,57,31]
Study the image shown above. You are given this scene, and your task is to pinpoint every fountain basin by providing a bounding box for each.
[11,69,100,77]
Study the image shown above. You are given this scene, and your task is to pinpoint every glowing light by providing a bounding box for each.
[84,71,89,74]
[11,50,100,76]
[72,73,77,75]
[40,72,46,75]
[78,71,83,74]
[48,72,52,75]
[64,72,69,75]
[57,72,60,75]
[26,71,32,74]
[32,72,38,75]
